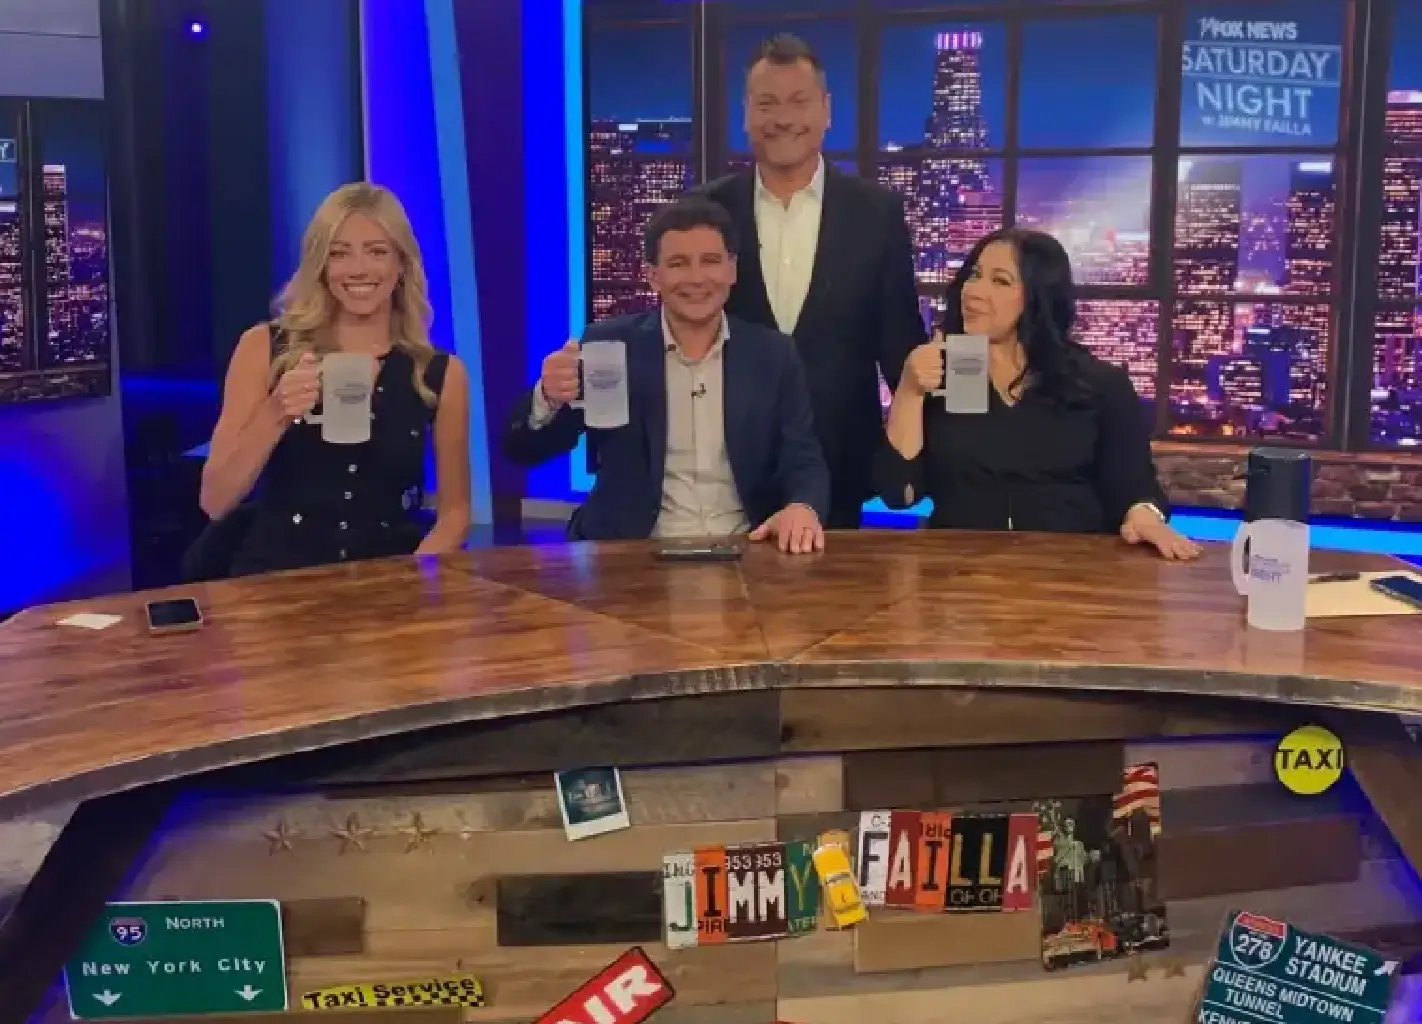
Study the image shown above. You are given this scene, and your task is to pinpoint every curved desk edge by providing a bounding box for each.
[6,656,1421,821]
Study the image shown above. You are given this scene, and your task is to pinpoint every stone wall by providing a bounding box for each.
[1155,444,1422,522]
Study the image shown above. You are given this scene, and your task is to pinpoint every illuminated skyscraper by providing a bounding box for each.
[1171,160,1242,425]
[924,30,988,150]
[0,193,21,374]
[587,118,694,319]
[1376,91,1422,426]
[1279,161,1335,412]
[1076,299,1158,401]
[41,163,74,368]
[879,31,1001,283]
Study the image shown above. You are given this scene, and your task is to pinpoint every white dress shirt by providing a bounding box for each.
[754,156,825,336]
[527,314,748,539]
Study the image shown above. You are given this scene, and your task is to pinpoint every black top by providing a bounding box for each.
[231,329,450,576]
[697,165,926,527]
[872,352,1168,534]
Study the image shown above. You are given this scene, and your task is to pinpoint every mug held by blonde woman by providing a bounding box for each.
[303,353,375,444]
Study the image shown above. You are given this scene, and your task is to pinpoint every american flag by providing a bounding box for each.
[1113,763,1162,837]
[1036,826,1054,875]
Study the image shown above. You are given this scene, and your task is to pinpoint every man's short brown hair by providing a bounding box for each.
[747,32,827,92]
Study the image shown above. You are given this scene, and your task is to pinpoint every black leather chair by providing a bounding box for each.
[180,503,257,583]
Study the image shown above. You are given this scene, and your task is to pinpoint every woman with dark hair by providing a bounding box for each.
[874,227,1198,559]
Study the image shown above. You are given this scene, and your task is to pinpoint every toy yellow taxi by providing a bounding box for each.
[811,839,867,928]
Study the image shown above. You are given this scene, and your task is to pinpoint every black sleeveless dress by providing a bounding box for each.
[230,330,451,577]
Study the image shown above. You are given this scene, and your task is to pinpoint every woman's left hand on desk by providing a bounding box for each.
[1120,507,1202,561]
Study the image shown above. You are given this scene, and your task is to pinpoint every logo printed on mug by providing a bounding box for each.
[334,382,368,405]
[586,366,622,390]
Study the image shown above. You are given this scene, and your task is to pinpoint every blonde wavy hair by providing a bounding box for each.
[268,182,439,406]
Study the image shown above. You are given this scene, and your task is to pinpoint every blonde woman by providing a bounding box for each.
[199,182,471,576]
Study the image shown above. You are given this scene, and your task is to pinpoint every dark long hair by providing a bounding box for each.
[938,227,1093,409]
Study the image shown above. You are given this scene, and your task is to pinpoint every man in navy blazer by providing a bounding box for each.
[504,197,830,553]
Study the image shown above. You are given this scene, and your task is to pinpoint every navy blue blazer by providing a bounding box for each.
[503,311,830,541]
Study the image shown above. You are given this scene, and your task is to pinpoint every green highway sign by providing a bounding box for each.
[1197,910,1398,1024]
[64,900,288,1019]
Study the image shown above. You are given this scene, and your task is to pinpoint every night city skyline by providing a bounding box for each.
[0,102,110,405]
[1372,0,1422,445]
[586,2,1419,444]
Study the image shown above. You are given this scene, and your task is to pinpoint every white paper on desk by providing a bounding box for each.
[56,612,122,630]
[1307,571,1422,619]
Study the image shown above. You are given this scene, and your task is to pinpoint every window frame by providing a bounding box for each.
[583,0,1383,448]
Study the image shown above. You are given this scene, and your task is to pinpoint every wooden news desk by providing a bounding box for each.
[2,531,1421,1024]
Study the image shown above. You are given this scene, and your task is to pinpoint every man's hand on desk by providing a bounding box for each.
[750,503,824,555]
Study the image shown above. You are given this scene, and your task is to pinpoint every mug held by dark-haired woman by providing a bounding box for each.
[874,228,1199,560]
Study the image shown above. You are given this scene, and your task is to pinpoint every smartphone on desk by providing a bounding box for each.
[145,597,204,635]
[655,539,743,563]
[1369,574,1422,611]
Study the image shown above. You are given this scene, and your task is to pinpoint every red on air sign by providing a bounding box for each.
[532,947,675,1024]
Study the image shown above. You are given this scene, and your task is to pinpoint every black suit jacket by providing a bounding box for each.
[503,311,830,541]
[697,163,926,525]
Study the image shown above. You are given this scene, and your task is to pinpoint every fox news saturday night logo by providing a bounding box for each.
[1182,15,1341,143]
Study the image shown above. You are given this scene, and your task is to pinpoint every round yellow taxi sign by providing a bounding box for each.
[1274,724,1345,795]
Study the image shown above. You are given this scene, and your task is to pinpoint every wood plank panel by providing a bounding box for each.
[776,962,1204,1024]
[774,757,843,816]
[776,811,857,844]
[123,819,776,933]
[853,909,1043,972]
[1165,857,1422,959]
[1157,815,1361,900]
[265,692,782,787]
[283,897,366,956]
[495,873,662,947]
[1158,781,1358,831]
[1125,738,1277,790]
[178,761,779,840]
[44,1014,462,1024]
[1333,712,1422,879]
[779,688,1303,755]
[843,743,1123,810]
[288,941,777,1019]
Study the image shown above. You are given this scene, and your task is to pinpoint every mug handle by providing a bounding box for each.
[1230,521,1255,597]
[569,349,586,412]
[927,332,949,399]
[301,382,325,424]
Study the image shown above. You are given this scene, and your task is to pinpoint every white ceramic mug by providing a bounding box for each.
[573,340,630,429]
[929,333,990,414]
[1230,518,1310,632]
[306,353,374,444]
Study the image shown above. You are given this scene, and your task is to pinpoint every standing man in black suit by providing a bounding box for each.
[698,33,926,529]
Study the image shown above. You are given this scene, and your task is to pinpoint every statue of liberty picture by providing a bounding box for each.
[1035,763,1169,971]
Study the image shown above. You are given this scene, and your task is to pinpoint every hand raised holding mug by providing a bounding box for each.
[902,335,947,397]
[539,340,582,409]
[272,353,321,420]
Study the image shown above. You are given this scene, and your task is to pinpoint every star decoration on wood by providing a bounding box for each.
[1126,952,1149,982]
[1163,957,1188,978]
[330,813,375,854]
[262,817,299,854]
[397,812,439,852]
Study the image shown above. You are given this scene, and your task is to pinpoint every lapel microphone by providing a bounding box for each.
[692,383,707,399]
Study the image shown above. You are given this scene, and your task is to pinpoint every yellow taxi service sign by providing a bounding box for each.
[1274,724,1345,796]
[300,974,485,1011]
